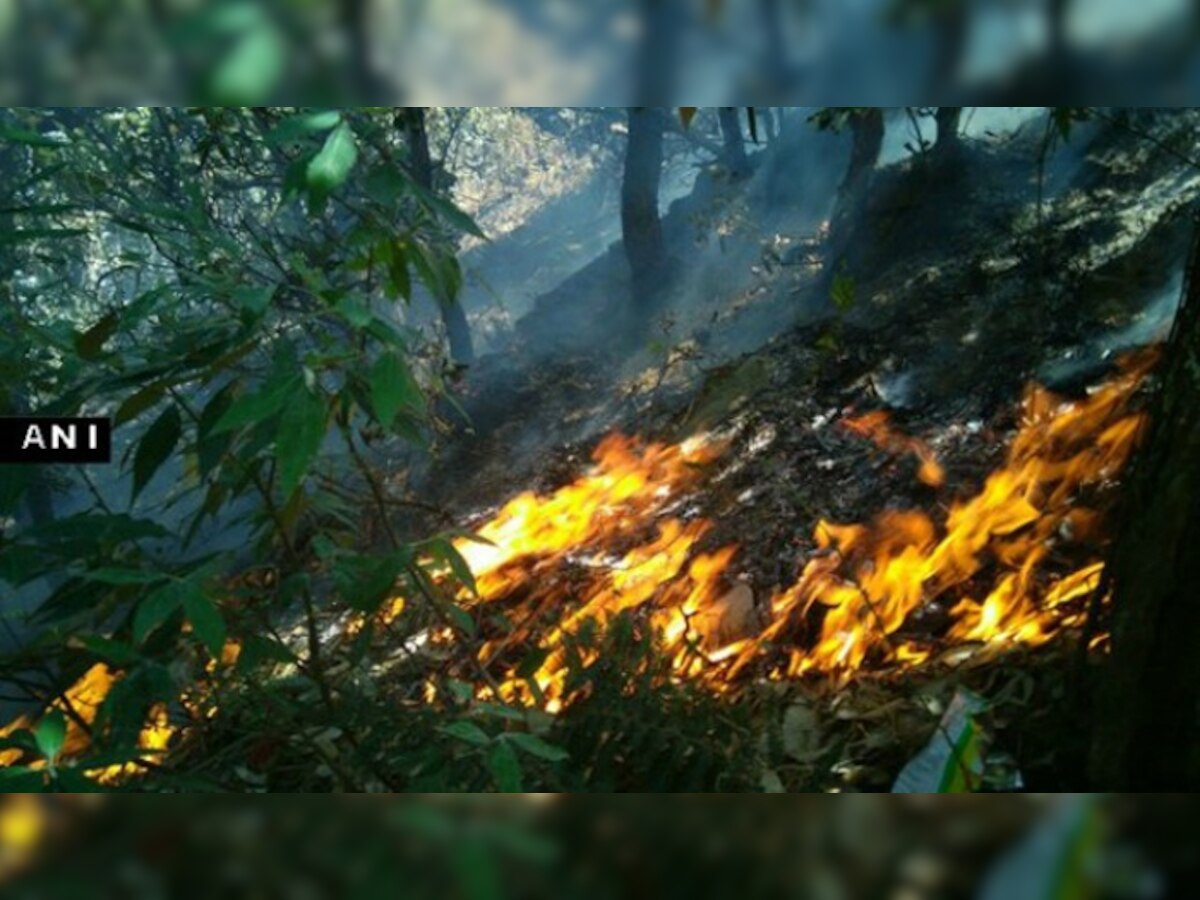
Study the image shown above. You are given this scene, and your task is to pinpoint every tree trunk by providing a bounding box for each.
[930,5,968,89]
[822,109,885,300]
[1048,0,1071,64]
[340,0,388,102]
[933,107,964,160]
[759,0,789,93]
[621,107,667,306]
[400,107,474,365]
[1090,220,1200,789]
[718,107,749,177]
[401,107,435,190]
[841,108,884,200]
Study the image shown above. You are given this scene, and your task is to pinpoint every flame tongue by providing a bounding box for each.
[434,351,1155,709]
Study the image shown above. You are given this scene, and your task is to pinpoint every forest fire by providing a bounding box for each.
[442,351,1155,709]
[0,353,1157,774]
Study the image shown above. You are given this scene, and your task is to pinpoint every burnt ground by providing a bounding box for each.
[380,111,1200,790]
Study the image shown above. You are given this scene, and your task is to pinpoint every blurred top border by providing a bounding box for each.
[0,0,1196,105]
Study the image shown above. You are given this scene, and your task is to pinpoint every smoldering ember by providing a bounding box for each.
[2,105,1200,817]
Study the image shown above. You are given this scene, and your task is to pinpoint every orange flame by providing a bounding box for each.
[440,351,1155,707]
[842,409,945,487]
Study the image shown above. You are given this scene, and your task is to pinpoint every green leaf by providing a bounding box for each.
[267,110,341,145]
[114,382,167,427]
[181,583,226,658]
[445,603,478,638]
[335,295,373,328]
[209,25,285,105]
[275,387,326,499]
[306,121,358,209]
[830,267,856,312]
[75,312,119,360]
[502,732,569,763]
[427,537,478,597]
[133,582,182,643]
[197,382,237,477]
[82,567,168,585]
[235,634,295,675]
[233,285,274,316]
[213,372,301,434]
[0,123,65,148]
[34,710,67,763]
[333,552,407,614]
[75,635,140,666]
[441,721,491,747]
[369,351,424,429]
[487,741,523,792]
[132,406,182,503]
[386,245,412,301]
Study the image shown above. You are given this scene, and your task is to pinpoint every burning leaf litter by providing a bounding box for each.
[404,350,1157,710]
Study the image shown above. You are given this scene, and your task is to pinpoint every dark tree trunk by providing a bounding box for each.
[401,107,435,190]
[621,107,667,306]
[930,4,968,89]
[933,107,964,160]
[841,108,884,200]
[340,0,388,102]
[758,0,789,93]
[1048,0,1071,65]
[401,107,474,365]
[1090,221,1200,789]
[718,107,749,177]
[822,108,885,300]
[633,0,680,104]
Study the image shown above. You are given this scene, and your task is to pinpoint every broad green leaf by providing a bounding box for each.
[387,245,412,301]
[333,552,406,614]
[441,721,490,747]
[197,382,237,477]
[34,711,66,763]
[134,582,182,643]
[235,634,295,675]
[334,295,373,328]
[502,732,569,763]
[75,635,140,666]
[306,121,358,208]
[132,406,182,503]
[82,567,168,585]
[114,382,167,427]
[275,387,325,499]
[410,185,487,240]
[267,110,341,144]
[831,268,856,312]
[445,603,478,638]
[233,284,274,316]
[487,741,523,792]
[181,583,226,658]
[212,372,301,434]
[427,537,478,597]
[0,123,65,148]
[369,351,424,429]
[209,25,285,105]
[75,312,119,360]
